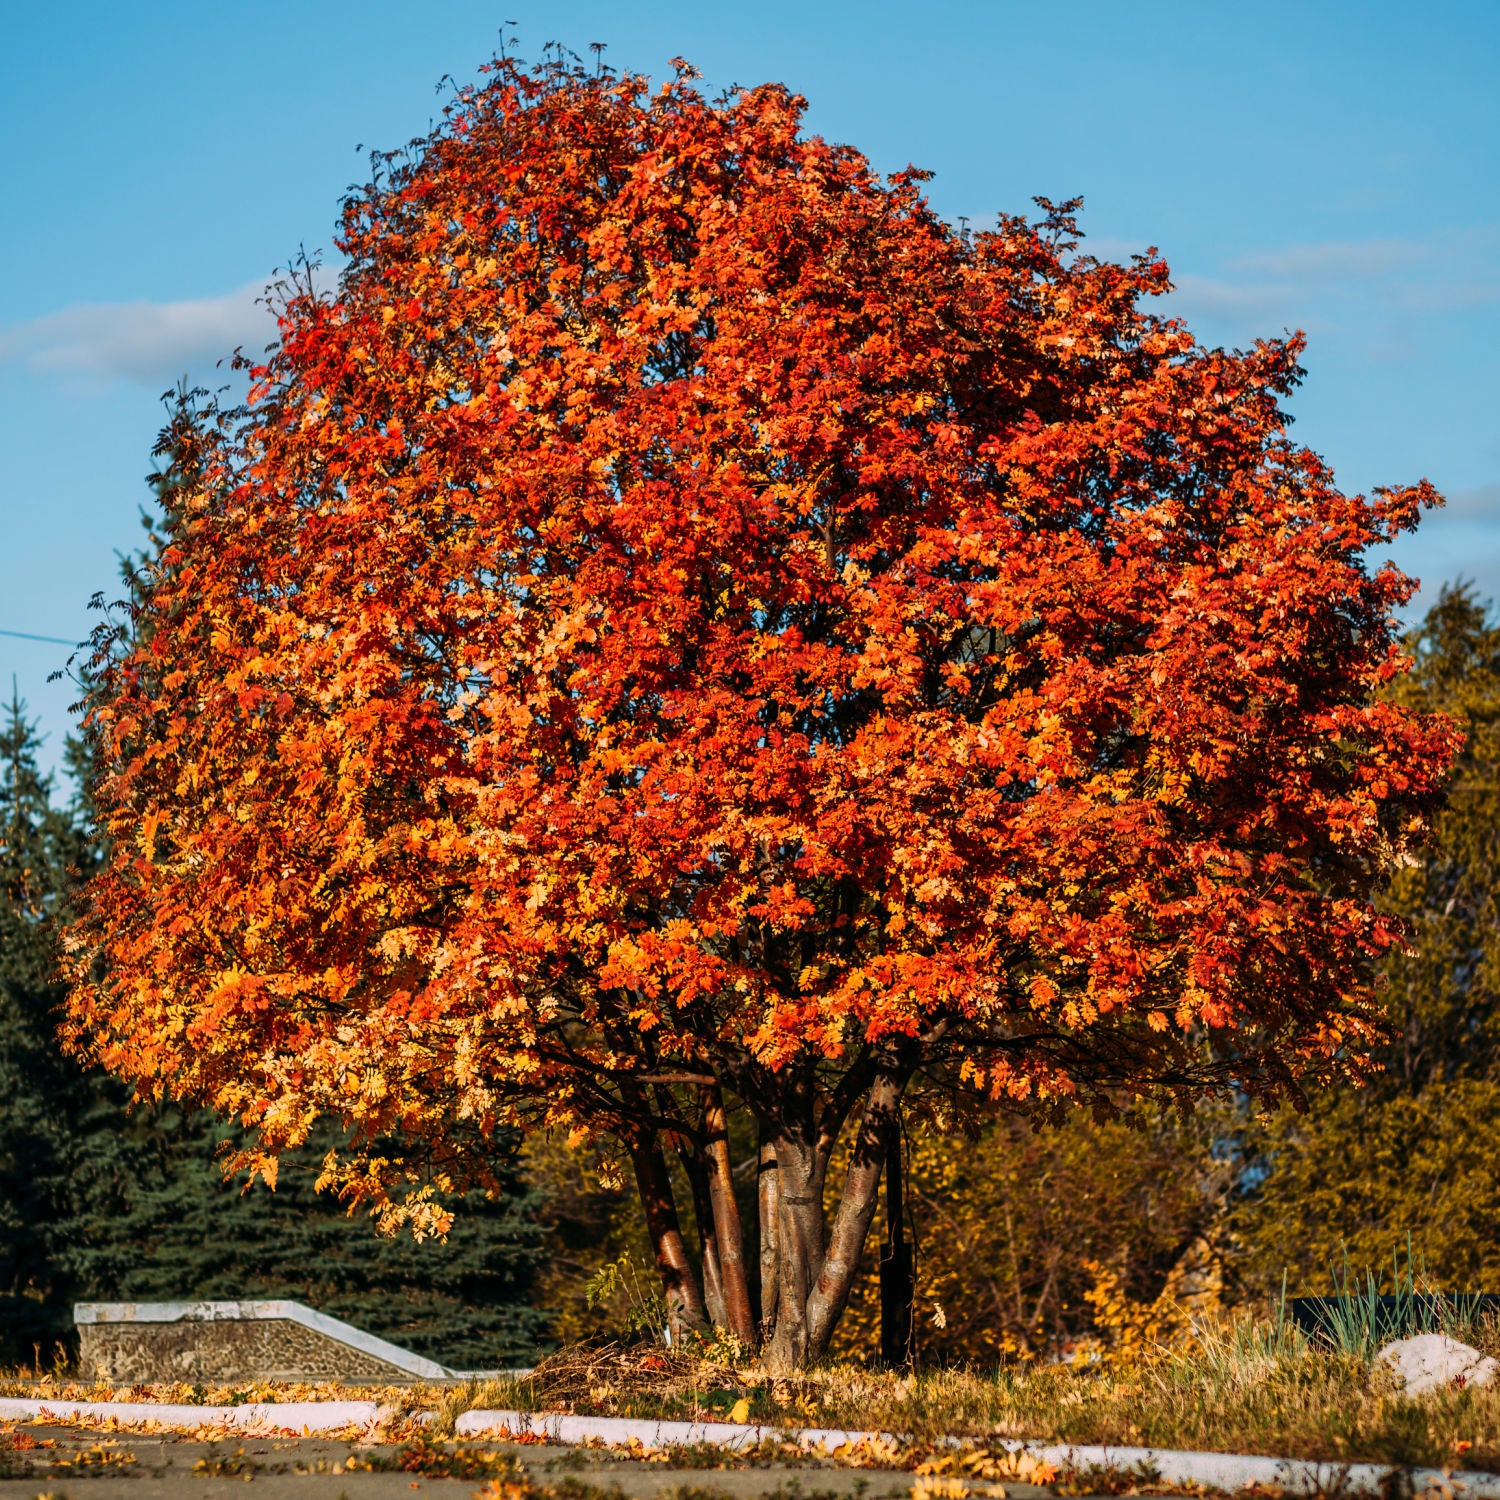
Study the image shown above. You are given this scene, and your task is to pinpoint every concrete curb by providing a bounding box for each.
[454,1410,1500,1495]
[0,1398,394,1432]
[1027,1442,1500,1496]
[454,1409,861,1450]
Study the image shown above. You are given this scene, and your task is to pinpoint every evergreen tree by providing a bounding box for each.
[1238,584,1500,1291]
[1380,585,1500,1092]
[0,686,128,1357]
[0,686,68,1351]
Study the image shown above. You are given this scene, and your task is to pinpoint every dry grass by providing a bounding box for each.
[515,1342,743,1412]
[0,1367,444,1408]
[436,1323,1500,1471]
[0,1337,439,1408]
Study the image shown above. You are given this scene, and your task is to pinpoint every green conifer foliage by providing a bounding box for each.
[0,687,124,1357]
[1239,584,1500,1290]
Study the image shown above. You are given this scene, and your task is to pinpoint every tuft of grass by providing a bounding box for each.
[379,1439,530,1480]
[1297,1240,1494,1356]
[423,1377,499,1439]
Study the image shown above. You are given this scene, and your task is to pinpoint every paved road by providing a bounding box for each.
[0,1428,1054,1500]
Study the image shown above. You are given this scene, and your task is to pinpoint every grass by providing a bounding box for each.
[428,1315,1500,1472]
[1292,1239,1496,1355]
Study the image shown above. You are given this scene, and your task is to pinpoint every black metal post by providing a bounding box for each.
[878,1126,914,1368]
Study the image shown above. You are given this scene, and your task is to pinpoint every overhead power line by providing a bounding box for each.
[0,628,76,646]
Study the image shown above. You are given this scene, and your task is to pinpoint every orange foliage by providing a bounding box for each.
[66,52,1456,1357]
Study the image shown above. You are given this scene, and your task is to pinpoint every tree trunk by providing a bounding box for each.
[681,1145,729,1330]
[703,1084,757,1345]
[630,1135,709,1339]
[879,1125,914,1369]
[765,1065,912,1370]
[765,1122,823,1372]
[757,1133,780,1339]
[805,1067,907,1361]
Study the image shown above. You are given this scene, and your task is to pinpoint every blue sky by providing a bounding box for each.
[2,0,1497,775]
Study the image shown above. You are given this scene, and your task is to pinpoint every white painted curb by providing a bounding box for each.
[0,1398,394,1432]
[1027,1442,1500,1497]
[454,1409,861,1450]
[454,1410,1500,1496]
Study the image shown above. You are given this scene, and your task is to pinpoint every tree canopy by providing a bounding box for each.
[67,50,1457,1367]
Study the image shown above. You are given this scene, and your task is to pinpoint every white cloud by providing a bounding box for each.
[0,281,277,387]
[1148,231,1500,351]
[1227,239,1428,280]
[1430,482,1500,523]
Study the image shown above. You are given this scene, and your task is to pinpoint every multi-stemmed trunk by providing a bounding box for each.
[669,1085,757,1345]
[681,1145,728,1328]
[763,1063,910,1370]
[635,1060,911,1369]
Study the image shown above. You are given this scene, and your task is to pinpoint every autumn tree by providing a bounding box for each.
[67,50,1458,1369]
[43,401,552,1369]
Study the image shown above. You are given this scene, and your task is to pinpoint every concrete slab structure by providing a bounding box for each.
[74,1300,463,1384]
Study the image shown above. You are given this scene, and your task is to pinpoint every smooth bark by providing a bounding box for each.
[765,1123,823,1371]
[804,1066,908,1361]
[703,1085,757,1344]
[630,1135,709,1338]
[681,1144,729,1329]
[757,1134,781,1337]
[762,1064,912,1370]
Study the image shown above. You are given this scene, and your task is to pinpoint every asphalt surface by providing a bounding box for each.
[0,1428,1054,1500]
